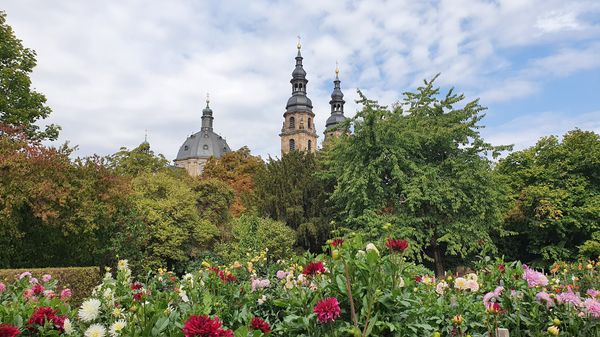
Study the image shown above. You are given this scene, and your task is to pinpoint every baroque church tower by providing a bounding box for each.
[280,41,318,154]
[324,63,348,140]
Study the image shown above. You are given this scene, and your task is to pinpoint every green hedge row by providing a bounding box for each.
[0,266,100,304]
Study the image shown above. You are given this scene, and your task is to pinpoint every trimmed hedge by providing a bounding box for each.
[0,266,100,304]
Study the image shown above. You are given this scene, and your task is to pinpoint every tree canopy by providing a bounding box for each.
[327,76,511,275]
[0,11,59,140]
[496,129,600,265]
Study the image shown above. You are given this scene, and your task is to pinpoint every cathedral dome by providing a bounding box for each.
[175,129,230,161]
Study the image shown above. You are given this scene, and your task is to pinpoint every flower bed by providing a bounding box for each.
[0,237,598,336]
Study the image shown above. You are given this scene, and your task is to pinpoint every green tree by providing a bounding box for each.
[131,171,219,271]
[253,151,331,251]
[0,124,139,268]
[108,141,170,176]
[328,76,510,275]
[191,178,234,235]
[0,11,59,140]
[496,129,600,265]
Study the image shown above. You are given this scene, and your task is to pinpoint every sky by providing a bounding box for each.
[3,0,600,160]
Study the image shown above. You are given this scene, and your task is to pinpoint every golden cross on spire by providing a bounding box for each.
[206,92,210,105]
[297,35,302,49]
[335,61,340,76]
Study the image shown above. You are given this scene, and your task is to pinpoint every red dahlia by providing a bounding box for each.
[330,238,344,247]
[131,282,143,290]
[32,284,45,295]
[182,315,233,337]
[314,297,341,324]
[302,261,326,276]
[0,324,20,337]
[385,238,409,252]
[26,307,65,332]
[250,317,271,333]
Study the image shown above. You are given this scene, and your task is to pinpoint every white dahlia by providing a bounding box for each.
[78,298,102,322]
[109,320,127,337]
[84,324,106,337]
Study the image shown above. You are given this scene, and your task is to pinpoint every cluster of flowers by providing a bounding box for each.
[1,238,598,337]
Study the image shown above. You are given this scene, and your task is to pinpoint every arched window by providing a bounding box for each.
[289,139,295,151]
[307,118,312,129]
[289,116,295,129]
[299,83,303,90]
[308,140,312,151]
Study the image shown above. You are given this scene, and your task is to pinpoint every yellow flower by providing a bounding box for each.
[547,326,559,336]
[201,261,211,268]
[552,318,561,326]
[452,315,463,325]
[232,261,242,269]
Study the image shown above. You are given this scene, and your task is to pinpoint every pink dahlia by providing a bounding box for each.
[276,270,288,279]
[587,289,599,299]
[41,274,52,283]
[250,317,271,333]
[0,324,20,337]
[536,291,555,308]
[0,282,5,293]
[314,297,341,323]
[583,298,600,318]
[522,265,548,287]
[18,272,31,280]
[182,315,233,337]
[60,288,72,301]
[303,261,326,276]
[385,238,409,252]
[557,290,582,306]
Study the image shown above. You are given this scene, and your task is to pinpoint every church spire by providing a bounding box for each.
[201,93,214,131]
[280,38,318,154]
[325,63,348,135]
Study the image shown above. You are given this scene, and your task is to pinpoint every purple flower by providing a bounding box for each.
[587,289,599,299]
[522,265,548,287]
[29,277,39,285]
[42,274,52,283]
[483,286,504,309]
[0,282,6,293]
[557,290,582,306]
[276,270,288,279]
[536,291,555,308]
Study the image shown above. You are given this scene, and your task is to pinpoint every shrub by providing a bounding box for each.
[215,215,296,263]
[0,266,100,304]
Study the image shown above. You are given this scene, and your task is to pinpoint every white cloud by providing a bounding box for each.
[1,0,599,160]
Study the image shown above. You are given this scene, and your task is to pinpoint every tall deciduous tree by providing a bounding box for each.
[496,129,600,265]
[0,124,138,268]
[131,171,219,271]
[202,146,264,216]
[0,11,59,140]
[108,141,170,176]
[328,76,510,275]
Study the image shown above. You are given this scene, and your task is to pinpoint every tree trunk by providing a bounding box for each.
[432,241,444,277]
